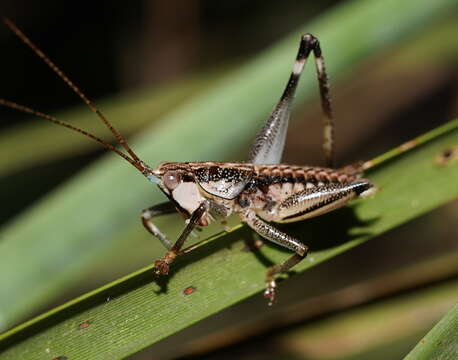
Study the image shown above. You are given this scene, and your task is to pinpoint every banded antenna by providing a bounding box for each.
[0,17,150,174]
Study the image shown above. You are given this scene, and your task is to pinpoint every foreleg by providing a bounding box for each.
[154,202,208,275]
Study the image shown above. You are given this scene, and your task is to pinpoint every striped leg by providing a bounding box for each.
[241,210,308,305]
[249,34,335,168]
[141,201,178,250]
[310,36,335,168]
[154,202,207,275]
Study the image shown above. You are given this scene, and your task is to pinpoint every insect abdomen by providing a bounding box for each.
[243,165,371,223]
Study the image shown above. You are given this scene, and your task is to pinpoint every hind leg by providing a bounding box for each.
[241,210,308,305]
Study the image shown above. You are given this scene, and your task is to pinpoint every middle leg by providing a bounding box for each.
[141,201,178,250]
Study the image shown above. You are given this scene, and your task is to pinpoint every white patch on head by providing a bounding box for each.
[293,59,305,75]
[172,182,204,214]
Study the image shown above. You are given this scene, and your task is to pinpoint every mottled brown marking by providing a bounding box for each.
[78,321,91,329]
[183,286,196,295]
[435,146,458,166]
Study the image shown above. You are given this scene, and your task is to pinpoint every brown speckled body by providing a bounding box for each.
[154,161,372,226]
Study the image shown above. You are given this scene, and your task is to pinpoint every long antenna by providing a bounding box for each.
[2,17,142,165]
[0,98,143,170]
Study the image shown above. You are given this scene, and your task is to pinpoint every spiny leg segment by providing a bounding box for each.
[246,34,338,304]
[241,210,308,305]
[249,34,335,168]
[310,37,335,168]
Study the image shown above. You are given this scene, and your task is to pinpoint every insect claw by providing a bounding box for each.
[154,250,178,275]
[154,259,170,275]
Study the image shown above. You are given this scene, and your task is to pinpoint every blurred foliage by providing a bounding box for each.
[405,304,458,360]
[0,115,457,358]
[0,0,457,359]
[268,281,457,360]
[172,254,458,360]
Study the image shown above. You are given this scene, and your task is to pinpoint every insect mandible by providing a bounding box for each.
[0,18,375,305]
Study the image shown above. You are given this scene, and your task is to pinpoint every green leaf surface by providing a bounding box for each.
[0,117,457,358]
[404,304,458,360]
[0,0,457,353]
[168,251,458,360]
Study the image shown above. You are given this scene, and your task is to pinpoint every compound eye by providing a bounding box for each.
[163,171,182,190]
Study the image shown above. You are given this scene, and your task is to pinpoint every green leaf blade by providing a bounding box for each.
[404,304,458,360]
[1,117,457,359]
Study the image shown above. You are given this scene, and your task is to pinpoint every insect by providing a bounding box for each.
[1,18,374,305]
